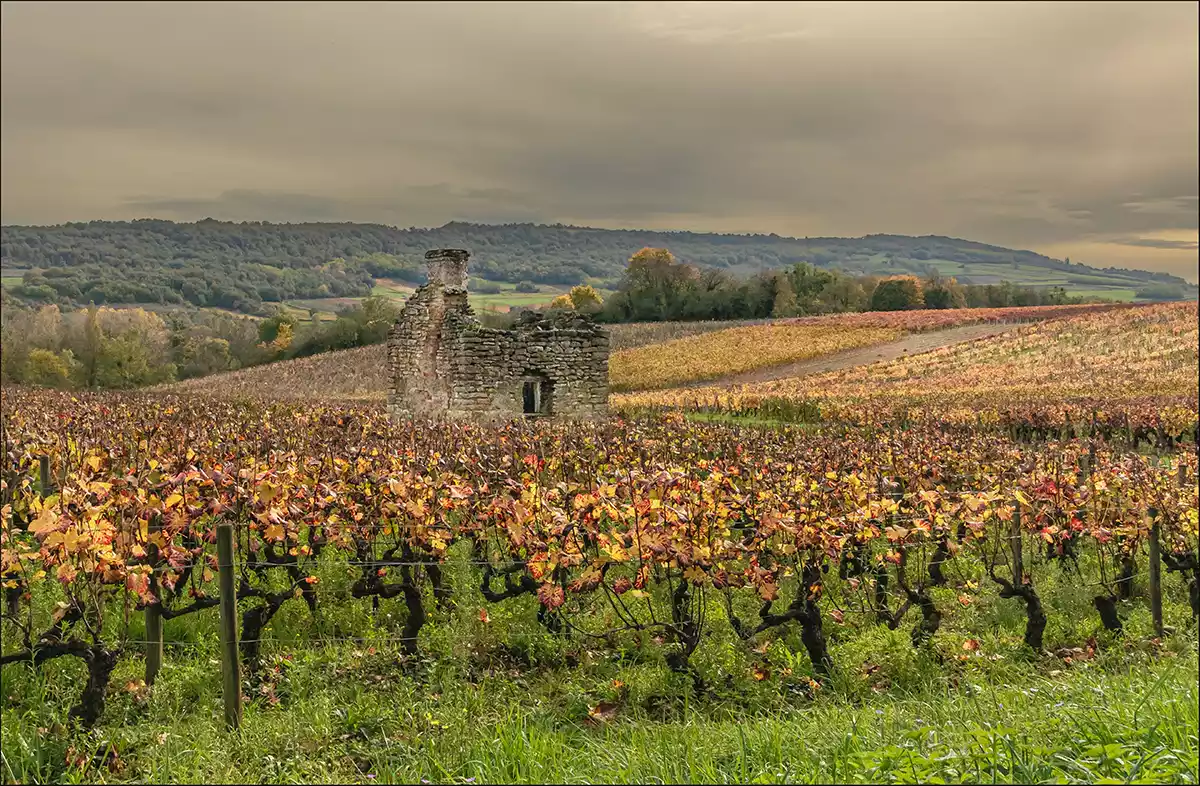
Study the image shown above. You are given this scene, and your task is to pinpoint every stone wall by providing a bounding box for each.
[388,249,609,421]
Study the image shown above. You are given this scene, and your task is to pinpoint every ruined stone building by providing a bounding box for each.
[387,249,610,421]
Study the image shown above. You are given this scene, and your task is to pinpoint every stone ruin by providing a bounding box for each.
[387,249,610,421]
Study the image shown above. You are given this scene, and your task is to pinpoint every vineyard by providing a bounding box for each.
[616,301,1200,435]
[609,325,902,391]
[2,300,1199,783]
[158,303,1143,402]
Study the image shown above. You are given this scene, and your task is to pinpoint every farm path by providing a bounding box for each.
[681,322,1018,389]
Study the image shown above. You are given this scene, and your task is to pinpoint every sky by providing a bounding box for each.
[1,1,1197,281]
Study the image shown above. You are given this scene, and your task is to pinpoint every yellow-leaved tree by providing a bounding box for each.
[567,285,603,314]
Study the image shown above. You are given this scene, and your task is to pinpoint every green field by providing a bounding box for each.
[1066,288,1140,302]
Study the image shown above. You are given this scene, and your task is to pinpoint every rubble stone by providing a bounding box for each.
[387,249,610,421]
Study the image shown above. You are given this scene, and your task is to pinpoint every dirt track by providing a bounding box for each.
[681,323,1019,389]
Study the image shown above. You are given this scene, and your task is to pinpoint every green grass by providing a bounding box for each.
[4,538,1198,784]
[7,650,1194,784]
[3,627,1195,784]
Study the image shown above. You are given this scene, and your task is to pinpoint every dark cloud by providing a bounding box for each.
[1,1,1197,280]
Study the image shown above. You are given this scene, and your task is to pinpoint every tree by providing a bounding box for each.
[94,333,175,389]
[27,305,65,351]
[271,323,295,353]
[471,278,503,294]
[870,276,925,311]
[770,274,797,318]
[820,277,868,313]
[785,263,835,314]
[567,285,603,315]
[346,295,401,344]
[923,277,966,309]
[1135,283,1184,301]
[83,304,102,388]
[515,281,539,293]
[23,349,76,389]
[549,294,574,310]
[606,247,699,321]
[178,337,236,379]
[257,311,297,356]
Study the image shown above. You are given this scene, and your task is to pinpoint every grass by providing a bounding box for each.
[5,651,1196,784]
[4,529,1198,785]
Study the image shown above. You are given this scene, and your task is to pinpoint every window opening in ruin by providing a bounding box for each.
[522,380,537,414]
[522,376,553,416]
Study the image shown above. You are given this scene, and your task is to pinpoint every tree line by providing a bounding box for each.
[595,248,1099,323]
[0,245,1166,392]
[4,219,1189,316]
[0,297,406,391]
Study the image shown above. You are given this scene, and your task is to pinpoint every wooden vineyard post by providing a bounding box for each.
[1147,507,1164,639]
[1185,463,1198,593]
[216,521,242,731]
[144,517,163,686]
[38,454,51,498]
[1011,508,1023,586]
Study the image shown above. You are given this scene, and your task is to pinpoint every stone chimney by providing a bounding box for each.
[425,249,470,290]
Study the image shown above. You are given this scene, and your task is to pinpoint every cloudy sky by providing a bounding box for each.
[1,1,1197,280]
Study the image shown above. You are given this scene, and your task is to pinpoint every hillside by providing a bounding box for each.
[3,219,1193,316]
[153,319,758,400]
[614,301,1200,430]
[154,304,1136,402]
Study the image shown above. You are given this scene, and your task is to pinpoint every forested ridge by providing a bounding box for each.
[3,218,1190,315]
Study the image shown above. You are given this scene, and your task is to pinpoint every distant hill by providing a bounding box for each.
[2,219,1194,315]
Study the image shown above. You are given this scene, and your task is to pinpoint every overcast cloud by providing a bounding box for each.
[1,1,1196,280]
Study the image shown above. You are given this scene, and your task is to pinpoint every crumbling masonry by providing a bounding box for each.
[387,249,609,421]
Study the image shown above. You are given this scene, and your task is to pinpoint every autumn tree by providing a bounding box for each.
[870,275,926,311]
[568,285,603,314]
[604,247,699,321]
[770,273,798,318]
[923,276,967,309]
[22,349,77,388]
[177,336,236,378]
